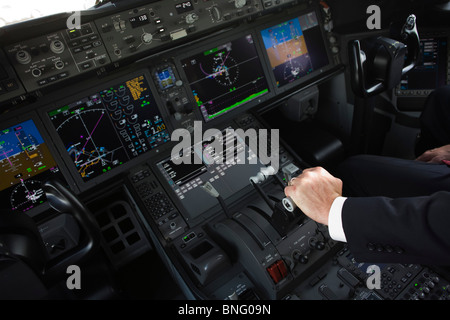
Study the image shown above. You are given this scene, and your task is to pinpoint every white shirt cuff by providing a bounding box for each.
[328,196,347,243]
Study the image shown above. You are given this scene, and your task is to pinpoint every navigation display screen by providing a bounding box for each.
[181,34,269,122]
[260,11,329,88]
[0,119,63,213]
[48,75,170,182]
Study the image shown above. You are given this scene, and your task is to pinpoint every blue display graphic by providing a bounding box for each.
[261,17,304,50]
[0,119,61,213]
[260,12,325,88]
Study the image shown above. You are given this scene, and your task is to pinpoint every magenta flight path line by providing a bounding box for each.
[75,112,105,162]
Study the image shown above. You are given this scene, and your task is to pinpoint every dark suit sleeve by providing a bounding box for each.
[342,191,450,265]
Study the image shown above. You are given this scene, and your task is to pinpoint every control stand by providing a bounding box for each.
[249,165,305,237]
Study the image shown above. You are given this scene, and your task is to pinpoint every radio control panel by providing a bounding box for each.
[4,22,110,92]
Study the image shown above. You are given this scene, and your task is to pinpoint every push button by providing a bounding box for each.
[2,79,18,91]
[79,61,92,70]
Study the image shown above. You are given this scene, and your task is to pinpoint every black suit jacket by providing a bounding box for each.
[342,191,450,265]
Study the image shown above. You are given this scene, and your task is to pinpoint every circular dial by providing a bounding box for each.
[210,52,239,87]
[10,179,45,212]
[283,58,304,80]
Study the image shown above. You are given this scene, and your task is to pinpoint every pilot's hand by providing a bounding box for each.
[284,167,342,225]
[416,144,450,164]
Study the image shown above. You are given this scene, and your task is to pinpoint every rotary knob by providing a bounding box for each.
[142,33,153,44]
[16,50,31,64]
[31,68,42,78]
[235,0,247,8]
[185,13,199,24]
[50,40,65,54]
[210,6,222,21]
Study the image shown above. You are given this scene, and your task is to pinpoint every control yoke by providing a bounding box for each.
[43,179,101,277]
[349,14,420,98]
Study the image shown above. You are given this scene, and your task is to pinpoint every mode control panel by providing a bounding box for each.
[94,0,264,62]
[4,22,110,92]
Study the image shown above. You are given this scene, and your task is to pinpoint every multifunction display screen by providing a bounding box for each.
[260,12,329,88]
[0,119,62,213]
[400,36,448,91]
[49,75,170,182]
[181,34,269,122]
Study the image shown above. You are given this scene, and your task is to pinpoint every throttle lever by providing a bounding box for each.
[282,197,297,212]
[282,168,301,213]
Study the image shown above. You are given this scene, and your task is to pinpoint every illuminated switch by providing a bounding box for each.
[276,260,288,278]
[267,264,282,284]
[267,260,288,284]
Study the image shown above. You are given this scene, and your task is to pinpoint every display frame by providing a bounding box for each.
[39,70,174,193]
[174,29,275,127]
[256,6,335,95]
[395,29,450,98]
[149,123,268,227]
[0,110,74,217]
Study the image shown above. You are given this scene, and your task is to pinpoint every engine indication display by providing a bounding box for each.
[48,75,170,182]
[0,119,62,213]
[181,34,269,122]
